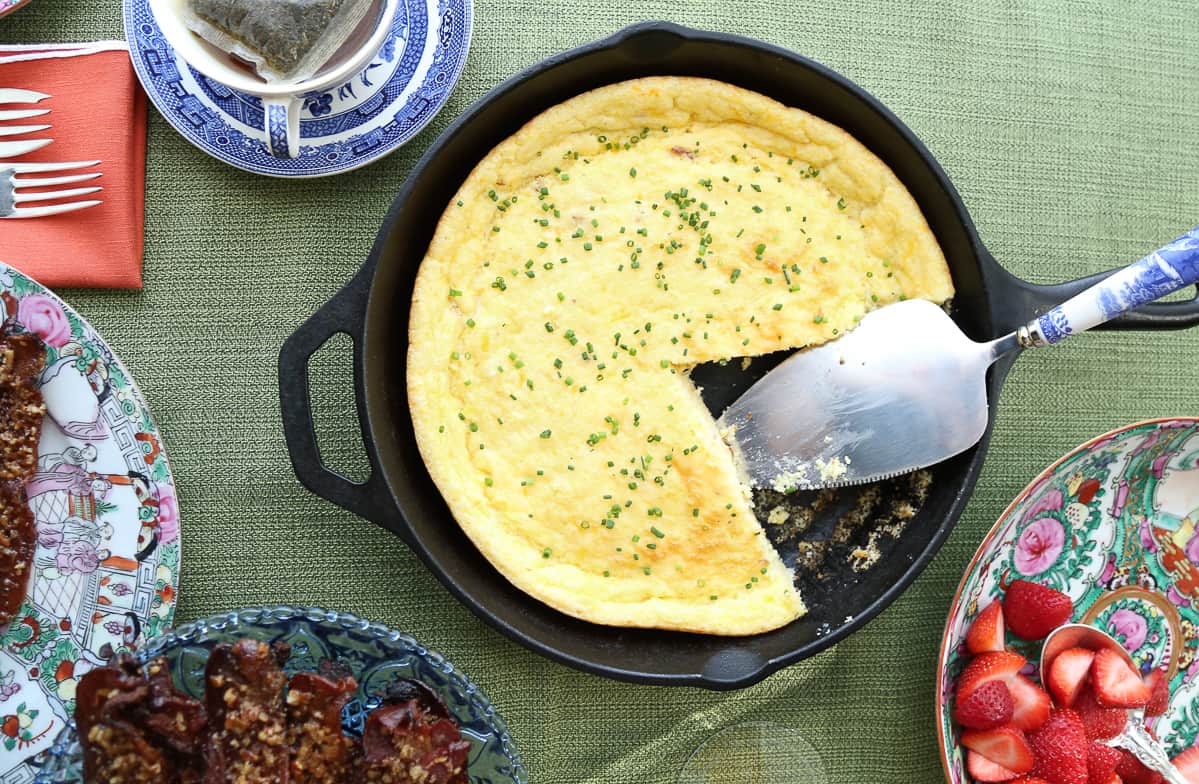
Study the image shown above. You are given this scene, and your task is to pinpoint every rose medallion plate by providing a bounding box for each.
[0,263,180,784]
[122,0,472,178]
[937,418,1199,783]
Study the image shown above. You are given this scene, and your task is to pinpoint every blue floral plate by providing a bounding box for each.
[35,605,526,783]
[121,0,472,177]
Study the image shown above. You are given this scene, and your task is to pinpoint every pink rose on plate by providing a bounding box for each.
[155,483,179,543]
[17,293,71,348]
[1106,609,1148,652]
[1014,516,1065,576]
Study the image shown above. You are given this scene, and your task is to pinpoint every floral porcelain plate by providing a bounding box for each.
[0,0,32,19]
[122,0,472,177]
[0,263,180,784]
[37,605,527,783]
[937,418,1199,783]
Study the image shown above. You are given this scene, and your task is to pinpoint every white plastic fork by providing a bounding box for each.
[0,160,102,218]
[0,88,52,156]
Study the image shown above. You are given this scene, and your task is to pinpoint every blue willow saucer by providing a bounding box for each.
[121,0,472,177]
[35,605,526,783]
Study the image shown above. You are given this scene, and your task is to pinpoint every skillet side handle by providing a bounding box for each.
[278,266,409,543]
[986,253,1199,333]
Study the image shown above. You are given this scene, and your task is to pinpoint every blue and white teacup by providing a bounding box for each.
[151,0,400,158]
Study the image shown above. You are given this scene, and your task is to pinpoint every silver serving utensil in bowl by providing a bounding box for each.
[0,161,102,218]
[719,227,1199,491]
[1041,623,1187,784]
[0,88,51,155]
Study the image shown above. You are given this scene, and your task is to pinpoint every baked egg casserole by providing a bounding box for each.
[408,77,953,635]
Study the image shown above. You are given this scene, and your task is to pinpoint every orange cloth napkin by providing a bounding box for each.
[0,42,147,289]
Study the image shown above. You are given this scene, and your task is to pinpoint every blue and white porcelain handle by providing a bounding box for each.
[265,98,301,159]
[1025,227,1199,346]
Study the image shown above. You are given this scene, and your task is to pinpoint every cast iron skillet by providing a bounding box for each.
[278,22,1199,690]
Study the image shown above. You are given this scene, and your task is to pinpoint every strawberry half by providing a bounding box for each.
[969,749,1019,782]
[962,724,1035,774]
[1010,673,1053,732]
[1143,667,1169,718]
[1075,689,1128,741]
[1092,649,1151,709]
[1050,648,1096,708]
[957,651,1028,707]
[1004,580,1073,640]
[1028,709,1089,784]
[1088,742,1122,784]
[968,601,1007,654]
[955,679,1015,730]
[1116,750,1163,784]
[1171,745,1199,784]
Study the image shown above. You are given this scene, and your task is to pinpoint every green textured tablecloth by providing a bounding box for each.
[6,1,1199,781]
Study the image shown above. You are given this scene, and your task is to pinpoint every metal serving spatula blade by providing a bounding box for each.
[718,226,1199,491]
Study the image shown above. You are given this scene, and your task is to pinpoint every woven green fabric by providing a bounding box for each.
[6,1,1199,781]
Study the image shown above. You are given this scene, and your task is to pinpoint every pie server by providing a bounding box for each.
[718,226,1199,491]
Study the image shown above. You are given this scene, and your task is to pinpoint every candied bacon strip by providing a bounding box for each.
[204,639,291,784]
[360,680,471,784]
[76,655,207,784]
[0,329,45,627]
[286,668,358,783]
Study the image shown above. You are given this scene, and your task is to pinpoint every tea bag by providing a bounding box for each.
[184,0,375,83]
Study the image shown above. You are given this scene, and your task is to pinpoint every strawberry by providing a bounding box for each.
[1116,750,1163,784]
[1004,580,1073,640]
[1028,709,1089,784]
[968,601,1007,654]
[955,679,1015,729]
[1010,674,1053,732]
[957,651,1028,706]
[1088,742,1122,784]
[1011,779,1054,784]
[962,724,1035,774]
[1050,648,1096,708]
[969,749,1019,782]
[1075,689,1128,740]
[1143,667,1169,718]
[1092,649,1151,709]
[1171,745,1199,784]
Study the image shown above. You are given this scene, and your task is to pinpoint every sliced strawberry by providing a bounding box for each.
[1116,750,1163,784]
[1143,667,1169,718]
[962,724,1035,774]
[1092,649,1151,709]
[1171,745,1199,784]
[957,651,1028,707]
[969,749,1019,782]
[1004,580,1073,640]
[955,679,1015,730]
[1088,742,1122,784]
[1009,674,1053,732]
[1076,689,1128,740]
[1028,709,1089,784]
[969,601,1007,654]
[1050,648,1096,708]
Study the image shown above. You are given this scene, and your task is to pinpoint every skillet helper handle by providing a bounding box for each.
[1026,227,1199,345]
[278,267,407,540]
